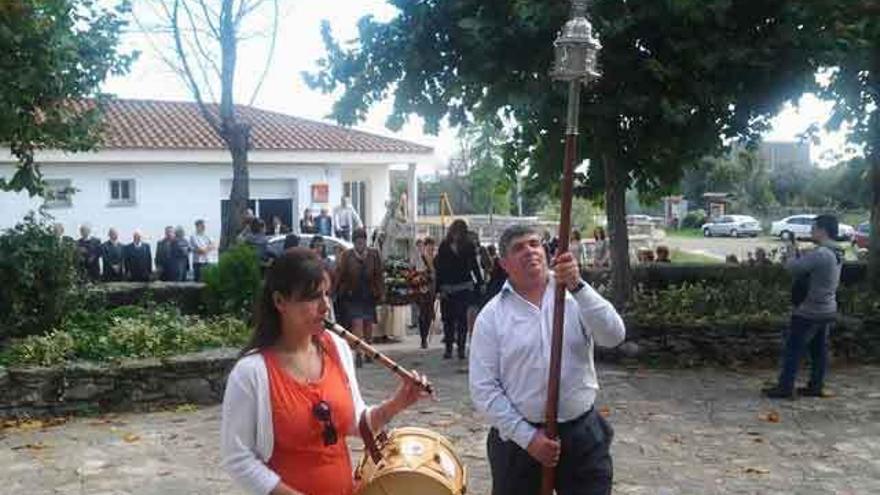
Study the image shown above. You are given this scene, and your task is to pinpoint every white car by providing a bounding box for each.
[266,233,353,261]
[702,215,762,238]
[770,215,854,241]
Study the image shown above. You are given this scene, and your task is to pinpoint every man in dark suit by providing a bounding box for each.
[125,230,153,282]
[76,225,102,282]
[101,228,125,281]
[155,226,175,282]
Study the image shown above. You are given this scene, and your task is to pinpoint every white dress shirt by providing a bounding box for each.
[469,276,625,450]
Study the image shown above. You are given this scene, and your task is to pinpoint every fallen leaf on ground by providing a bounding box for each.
[122,433,141,443]
[174,404,198,413]
[429,419,455,427]
[759,410,781,423]
[744,467,770,475]
[12,442,48,451]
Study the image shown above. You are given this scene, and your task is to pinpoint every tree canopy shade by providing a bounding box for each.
[0,0,134,196]
[308,0,826,304]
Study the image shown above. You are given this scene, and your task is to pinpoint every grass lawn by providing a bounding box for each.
[669,248,722,264]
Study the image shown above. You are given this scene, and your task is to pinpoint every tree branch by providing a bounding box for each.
[247,0,278,106]
[171,0,221,133]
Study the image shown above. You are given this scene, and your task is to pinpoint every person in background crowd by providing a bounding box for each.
[570,229,588,268]
[655,245,672,263]
[764,215,843,399]
[156,226,175,281]
[245,219,270,265]
[125,230,153,282]
[416,237,438,349]
[237,209,256,242]
[309,235,334,272]
[190,219,215,282]
[270,215,289,236]
[725,254,740,265]
[170,226,192,282]
[478,244,493,283]
[435,219,483,360]
[77,225,102,282]
[53,223,74,244]
[316,207,333,236]
[220,248,429,495]
[485,245,508,301]
[335,228,384,368]
[300,208,318,234]
[283,233,300,250]
[755,247,772,266]
[334,196,363,241]
[101,228,125,281]
[593,227,610,268]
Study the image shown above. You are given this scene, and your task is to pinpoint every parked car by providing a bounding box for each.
[266,233,353,261]
[853,221,870,249]
[702,215,762,238]
[770,214,855,241]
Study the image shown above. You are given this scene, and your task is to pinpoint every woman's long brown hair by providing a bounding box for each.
[240,247,325,357]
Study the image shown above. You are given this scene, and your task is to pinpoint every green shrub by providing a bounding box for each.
[203,244,262,318]
[681,209,707,229]
[0,305,249,367]
[0,213,82,340]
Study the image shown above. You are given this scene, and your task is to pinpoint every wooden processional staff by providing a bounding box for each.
[542,1,601,494]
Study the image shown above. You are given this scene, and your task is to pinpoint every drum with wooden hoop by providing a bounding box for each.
[354,427,467,495]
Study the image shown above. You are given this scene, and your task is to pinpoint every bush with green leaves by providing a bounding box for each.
[202,243,262,318]
[0,305,249,367]
[0,213,82,340]
[681,210,708,229]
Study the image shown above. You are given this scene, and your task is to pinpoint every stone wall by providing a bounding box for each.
[0,348,236,419]
[91,282,205,314]
[601,316,880,367]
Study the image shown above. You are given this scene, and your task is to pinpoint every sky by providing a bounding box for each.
[103,0,853,174]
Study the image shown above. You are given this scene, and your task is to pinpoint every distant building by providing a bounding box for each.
[758,141,812,173]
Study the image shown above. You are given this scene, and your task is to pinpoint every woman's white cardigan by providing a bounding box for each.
[220,333,368,495]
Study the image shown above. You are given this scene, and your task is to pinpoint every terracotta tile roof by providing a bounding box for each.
[90,98,433,154]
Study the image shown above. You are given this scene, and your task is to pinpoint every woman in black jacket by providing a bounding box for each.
[434,219,483,359]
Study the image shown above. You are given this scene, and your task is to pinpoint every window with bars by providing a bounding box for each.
[44,179,74,208]
[109,179,136,205]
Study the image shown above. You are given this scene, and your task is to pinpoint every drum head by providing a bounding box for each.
[357,471,454,495]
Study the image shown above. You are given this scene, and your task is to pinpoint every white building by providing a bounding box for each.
[0,99,432,254]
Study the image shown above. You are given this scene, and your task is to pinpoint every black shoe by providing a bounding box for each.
[420,338,428,349]
[355,353,363,369]
[443,349,452,359]
[762,386,795,399]
[457,349,466,360]
[797,386,832,398]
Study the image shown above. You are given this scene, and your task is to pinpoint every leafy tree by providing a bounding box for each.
[810,1,880,290]
[308,0,822,305]
[0,0,134,196]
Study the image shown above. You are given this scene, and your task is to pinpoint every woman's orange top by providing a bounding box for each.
[263,333,356,495]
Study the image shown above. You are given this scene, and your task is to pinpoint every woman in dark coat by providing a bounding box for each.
[434,219,483,359]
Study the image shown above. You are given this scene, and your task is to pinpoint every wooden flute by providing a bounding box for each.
[323,319,434,395]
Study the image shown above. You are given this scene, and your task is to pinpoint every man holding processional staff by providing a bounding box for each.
[469,225,625,495]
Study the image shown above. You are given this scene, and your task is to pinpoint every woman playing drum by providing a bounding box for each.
[221,248,431,495]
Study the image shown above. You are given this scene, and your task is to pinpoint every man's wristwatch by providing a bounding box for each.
[569,280,586,294]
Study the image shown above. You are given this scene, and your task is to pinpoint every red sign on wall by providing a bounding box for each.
[311,183,329,204]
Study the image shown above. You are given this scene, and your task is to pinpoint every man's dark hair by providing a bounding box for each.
[498,224,541,258]
[814,215,839,240]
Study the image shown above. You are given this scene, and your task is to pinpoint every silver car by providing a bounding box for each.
[702,215,762,238]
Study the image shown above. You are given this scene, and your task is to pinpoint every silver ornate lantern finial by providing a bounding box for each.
[551,0,601,84]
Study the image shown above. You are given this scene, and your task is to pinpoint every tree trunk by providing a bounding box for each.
[870,143,880,293]
[220,122,251,251]
[603,155,631,308]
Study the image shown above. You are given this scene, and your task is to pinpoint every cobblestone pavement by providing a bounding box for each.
[2,337,879,494]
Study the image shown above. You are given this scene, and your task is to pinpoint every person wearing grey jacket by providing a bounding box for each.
[764,214,843,399]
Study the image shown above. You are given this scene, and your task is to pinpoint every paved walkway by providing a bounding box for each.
[3,336,879,494]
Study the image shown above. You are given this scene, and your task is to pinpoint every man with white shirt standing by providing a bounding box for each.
[333,196,363,241]
[469,224,626,495]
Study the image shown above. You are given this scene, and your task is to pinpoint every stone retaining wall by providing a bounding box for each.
[0,348,237,419]
[602,316,880,367]
[91,282,205,314]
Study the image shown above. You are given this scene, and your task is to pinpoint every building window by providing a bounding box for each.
[109,179,136,205]
[343,180,367,224]
[44,179,74,209]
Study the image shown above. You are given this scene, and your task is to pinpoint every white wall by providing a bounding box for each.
[0,162,369,259]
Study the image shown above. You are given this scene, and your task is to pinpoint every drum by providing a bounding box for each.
[355,427,467,495]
